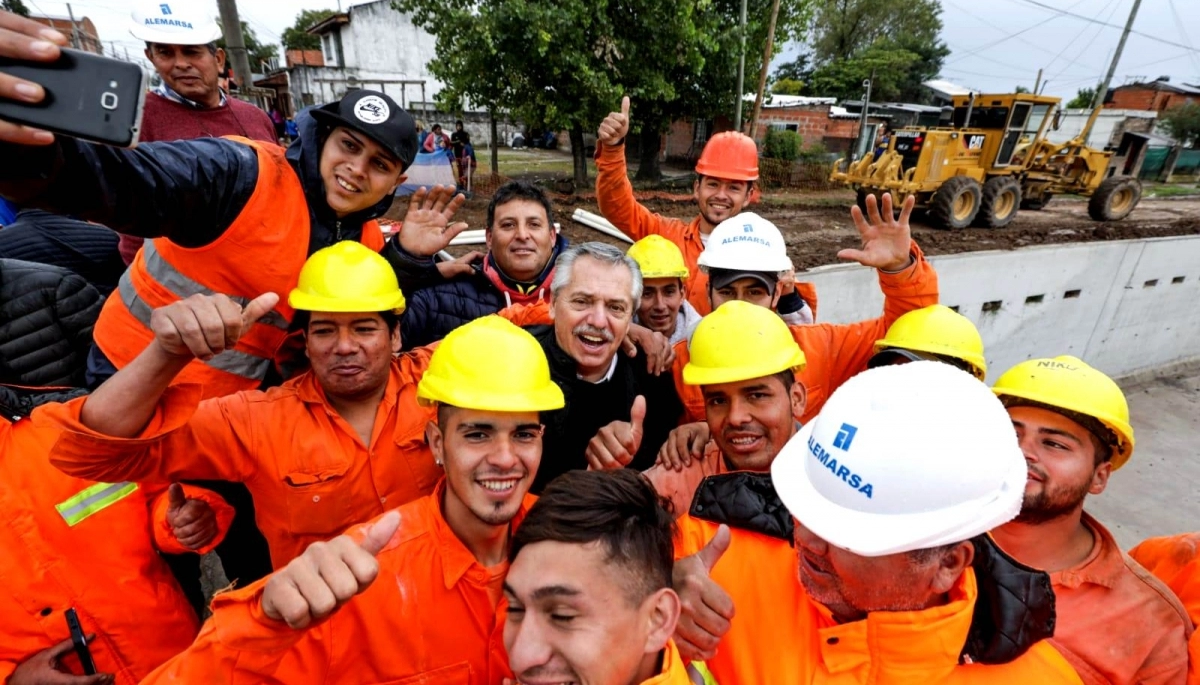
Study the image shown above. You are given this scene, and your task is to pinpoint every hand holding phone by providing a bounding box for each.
[0,9,68,145]
[65,608,97,675]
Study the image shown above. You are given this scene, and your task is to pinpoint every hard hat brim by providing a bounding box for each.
[288,290,406,315]
[417,376,565,412]
[993,387,1134,469]
[129,23,223,45]
[770,422,1027,557]
[683,349,806,386]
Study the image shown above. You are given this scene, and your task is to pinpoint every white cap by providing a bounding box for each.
[130,0,223,45]
[771,362,1026,557]
[697,212,793,274]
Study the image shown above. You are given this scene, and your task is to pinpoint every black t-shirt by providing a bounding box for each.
[451,130,470,155]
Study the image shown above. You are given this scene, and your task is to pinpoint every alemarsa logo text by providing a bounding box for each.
[145,17,194,28]
[807,435,874,498]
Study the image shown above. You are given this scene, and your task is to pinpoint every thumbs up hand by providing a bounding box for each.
[585,395,646,471]
[262,510,402,629]
[166,483,219,551]
[598,95,631,146]
[673,524,735,661]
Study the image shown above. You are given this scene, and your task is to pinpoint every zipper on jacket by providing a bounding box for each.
[335,220,342,241]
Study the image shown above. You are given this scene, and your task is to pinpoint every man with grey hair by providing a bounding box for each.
[525,241,683,492]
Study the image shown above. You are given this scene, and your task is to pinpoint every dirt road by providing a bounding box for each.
[390,192,1200,271]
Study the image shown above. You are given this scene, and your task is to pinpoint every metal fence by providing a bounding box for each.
[1139,146,1171,180]
[758,157,841,191]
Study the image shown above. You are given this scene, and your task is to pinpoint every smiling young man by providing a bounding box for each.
[645,301,806,516]
[39,243,451,570]
[396,180,570,349]
[989,356,1191,685]
[626,235,702,345]
[0,52,468,398]
[503,469,694,685]
[133,315,564,684]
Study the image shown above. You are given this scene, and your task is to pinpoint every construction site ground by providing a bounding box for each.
[389,188,1200,270]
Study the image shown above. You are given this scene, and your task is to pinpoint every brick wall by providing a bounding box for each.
[1109,86,1200,112]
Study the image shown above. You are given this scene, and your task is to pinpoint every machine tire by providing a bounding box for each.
[856,188,904,216]
[975,177,1022,228]
[1021,192,1053,210]
[1088,176,1142,221]
[928,176,982,229]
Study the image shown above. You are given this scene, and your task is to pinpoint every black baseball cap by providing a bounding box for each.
[311,90,418,169]
[708,268,779,292]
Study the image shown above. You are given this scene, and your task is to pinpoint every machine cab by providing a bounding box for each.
[949,94,1059,169]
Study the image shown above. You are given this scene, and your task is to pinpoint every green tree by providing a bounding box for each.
[1066,87,1096,109]
[802,0,947,102]
[394,0,812,184]
[1160,103,1200,147]
[1014,85,1030,94]
[282,9,337,51]
[772,55,811,83]
[772,78,805,95]
[1,0,30,16]
[217,22,278,72]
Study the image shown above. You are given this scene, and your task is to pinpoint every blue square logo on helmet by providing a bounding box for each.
[833,423,858,450]
[743,223,753,233]
[160,4,172,14]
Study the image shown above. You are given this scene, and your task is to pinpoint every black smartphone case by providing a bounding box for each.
[0,47,146,147]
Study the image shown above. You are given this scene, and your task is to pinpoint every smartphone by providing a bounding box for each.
[64,608,97,675]
[0,47,146,147]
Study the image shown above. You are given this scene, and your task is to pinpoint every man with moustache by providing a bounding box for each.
[134,314,564,684]
[990,356,1191,685]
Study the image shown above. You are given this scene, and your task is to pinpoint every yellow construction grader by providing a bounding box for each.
[830,93,1142,229]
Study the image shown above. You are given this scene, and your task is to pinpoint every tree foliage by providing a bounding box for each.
[1066,87,1096,109]
[763,128,801,159]
[1160,103,1200,148]
[775,0,947,103]
[282,9,337,51]
[772,78,805,95]
[393,0,813,184]
[1,0,29,16]
[216,21,278,71]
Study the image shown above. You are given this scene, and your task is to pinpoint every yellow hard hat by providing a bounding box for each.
[288,241,406,313]
[417,316,565,412]
[871,305,987,380]
[992,356,1134,469]
[683,301,806,386]
[627,235,689,280]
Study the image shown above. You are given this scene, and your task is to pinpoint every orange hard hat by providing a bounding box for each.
[694,131,759,182]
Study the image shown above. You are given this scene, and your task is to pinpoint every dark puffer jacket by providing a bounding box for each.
[0,259,102,387]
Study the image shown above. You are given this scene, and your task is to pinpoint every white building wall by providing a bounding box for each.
[1046,109,1158,147]
[803,235,1200,382]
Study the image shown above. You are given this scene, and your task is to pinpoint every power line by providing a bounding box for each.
[944,0,1088,65]
[1166,0,1200,76]
[1046,0,1123,86]
[1009,0,1200,54]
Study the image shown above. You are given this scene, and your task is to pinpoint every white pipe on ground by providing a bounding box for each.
[448,229,487,246]
[571,208,633,244]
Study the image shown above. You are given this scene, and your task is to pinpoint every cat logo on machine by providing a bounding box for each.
[965,134,986,151]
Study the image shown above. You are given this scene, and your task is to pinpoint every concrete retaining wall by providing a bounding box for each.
[804,235,1200,381]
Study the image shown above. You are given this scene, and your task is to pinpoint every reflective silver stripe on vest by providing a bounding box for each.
[116,255,276,381]
[142,241,289,330]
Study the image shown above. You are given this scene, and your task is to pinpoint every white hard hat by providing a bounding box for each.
[130,0,223,45]
[771,362,1026,557]
[697,212,792,273]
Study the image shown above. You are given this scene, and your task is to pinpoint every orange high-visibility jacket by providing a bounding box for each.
[91,138,385,399]
[672,240,938,425]
[1131,532,1200,685]
[594,143,817,318]
[674,514,1083,685]
[38,352,442,569]
[140,483,534,684]
[0,413,232,684]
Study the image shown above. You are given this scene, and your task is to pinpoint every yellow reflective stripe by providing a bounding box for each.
[686,662,719,685]
[117,277,273,380]
[55,482,138,526]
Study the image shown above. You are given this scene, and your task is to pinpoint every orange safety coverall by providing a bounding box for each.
[673,514,1084,685]
[594,143,818,318]
[38,351,443,569]
[0,413,233,684]
[139,482,534,684]
[1040,513,1191,685]
[672,240,938,425]
[1130,532,1200,685]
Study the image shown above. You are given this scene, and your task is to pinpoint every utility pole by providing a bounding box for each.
[746,0,782,138]
[1033,68,1043,95]
[64,3,81,49]
[216,0,254,95]
[1083,0,1142,144]
[733,0,748,131]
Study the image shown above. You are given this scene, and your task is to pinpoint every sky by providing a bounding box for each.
[26,0,1200,102]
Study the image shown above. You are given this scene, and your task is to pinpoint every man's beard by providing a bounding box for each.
[1014,472,1092,525]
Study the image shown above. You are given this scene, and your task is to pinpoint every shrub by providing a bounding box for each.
[763,128,801,160]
